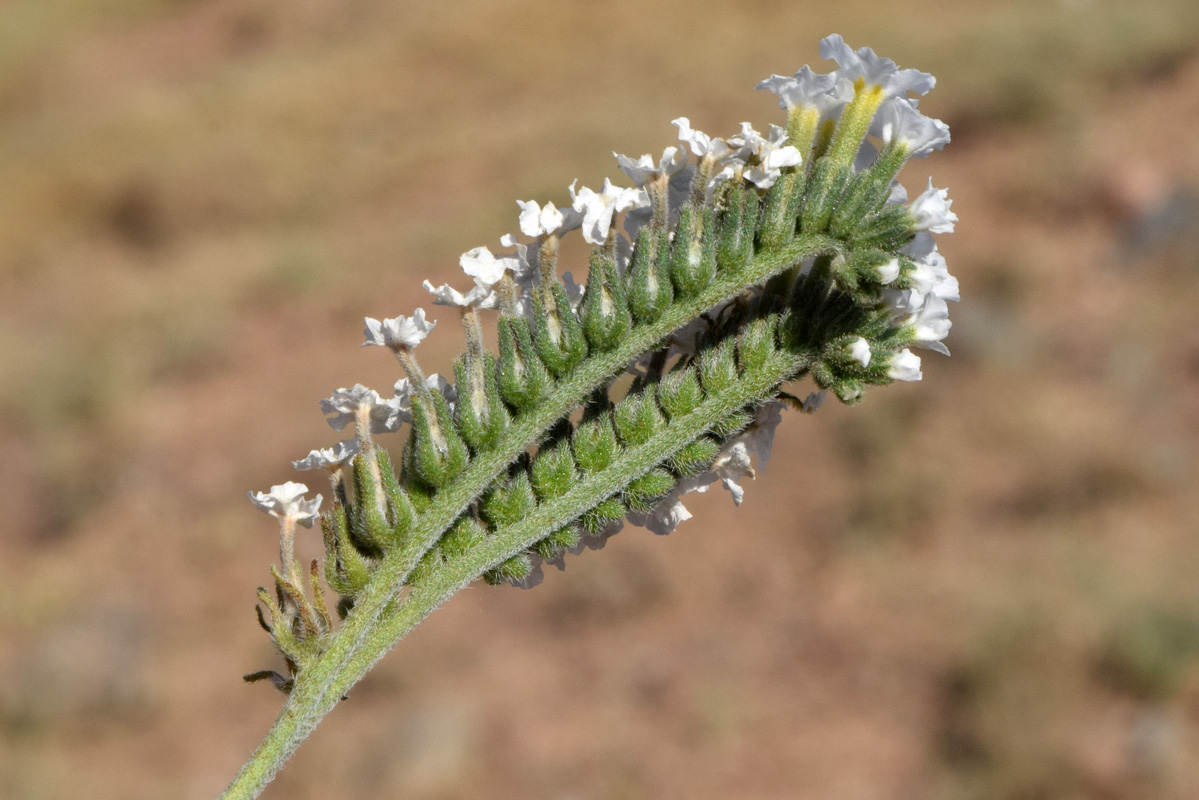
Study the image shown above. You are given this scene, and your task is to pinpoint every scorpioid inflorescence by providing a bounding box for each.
[232,34,957,790]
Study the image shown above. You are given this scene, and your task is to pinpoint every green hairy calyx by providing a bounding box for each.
[225,33,958,799]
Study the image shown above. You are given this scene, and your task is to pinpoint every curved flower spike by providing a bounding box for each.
[362,309,435,350]
[819,33,935,98]
[247,482,322,528]
[292,440,360,471]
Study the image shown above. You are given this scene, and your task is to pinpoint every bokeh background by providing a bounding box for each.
[2,1,1199,798]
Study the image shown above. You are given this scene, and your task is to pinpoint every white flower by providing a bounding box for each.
[292,440,360,471]
[247,482,322,528]
[703,441,756,505]
[368,379,411,431]
[871,97,950,158]
[819,34,935,99]
[888,348,923,382]
[850,337,872,366]
[622,163,697,240]
[755,66,855,116]
[422,280,490,308]
[908,179,957,233]
[497,234,538,279]
[362,309,435,349]
[801,391,826,413]
[671,117,738,161]
[904,234,959,302]
[876,257,901,284]
[459,246,518,287]
[320,384,400,433]
[907,295,952,355]
[613,146,689,187]
[569,179,649,245]
[516,199,582,238]
[731,124,803,189]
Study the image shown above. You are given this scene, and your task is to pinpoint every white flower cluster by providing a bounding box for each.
[249,32,959,577]
[753,34,958,384]
[247,481,322,528]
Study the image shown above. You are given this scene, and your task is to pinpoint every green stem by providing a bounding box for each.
[220,235,836,799]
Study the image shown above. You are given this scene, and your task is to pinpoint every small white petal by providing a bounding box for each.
[292,440,360,471]
[909,179,957,234]
[850,337,872,367]
[888,348,923,382]
[362,309,436,349]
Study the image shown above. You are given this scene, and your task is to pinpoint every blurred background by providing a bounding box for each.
[2,1,1199,798]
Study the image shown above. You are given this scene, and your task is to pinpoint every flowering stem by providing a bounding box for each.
[222,331,812,800]
[221,232,837,798]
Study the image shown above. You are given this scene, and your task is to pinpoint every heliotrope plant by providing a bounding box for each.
[222,33,958,798]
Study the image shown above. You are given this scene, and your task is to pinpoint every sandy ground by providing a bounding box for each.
[1,2,1199,798]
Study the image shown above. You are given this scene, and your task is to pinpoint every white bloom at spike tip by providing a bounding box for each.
[909,179,958,234]
[569,179,649,246]
[247,482,322,528]
[292,439,360,471]
[888,348,923,382]
[362,309,435,350]
[871,97,951,158]
[850,337,872,367]
[755,66,855,116]
[819,34,935,98]
[613,146,689,187]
